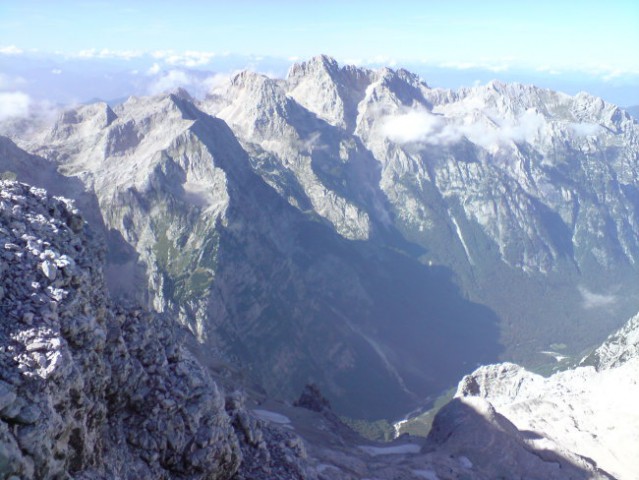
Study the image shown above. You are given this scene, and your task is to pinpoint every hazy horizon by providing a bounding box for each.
[1,0,638,118]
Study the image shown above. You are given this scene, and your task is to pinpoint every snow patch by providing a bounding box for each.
[358,444,421,456]
[393,418,409,438]
[450,216,474,266]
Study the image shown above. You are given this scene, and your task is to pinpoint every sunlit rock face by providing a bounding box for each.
[2,55,639,419]
[447,312,639,480]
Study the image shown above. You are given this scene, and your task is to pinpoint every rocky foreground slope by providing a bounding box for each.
[0,181,317,479]
[0,179,615,480]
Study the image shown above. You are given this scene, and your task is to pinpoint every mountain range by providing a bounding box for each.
[2,55,639,423]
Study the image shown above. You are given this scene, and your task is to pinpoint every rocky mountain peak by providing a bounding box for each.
[287,54,341,80]
[287,55,374,131]
[170,86,195,102]
[59,102,117,128]
[48,102,117,142]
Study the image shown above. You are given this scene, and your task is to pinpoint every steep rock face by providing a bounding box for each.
[217,56,639,365]
[583,312,639,369]
[210,69,376,241]
[0,181,241,479]
[449,313,639,479]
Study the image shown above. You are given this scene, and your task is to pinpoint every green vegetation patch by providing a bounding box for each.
[340,417,395,442]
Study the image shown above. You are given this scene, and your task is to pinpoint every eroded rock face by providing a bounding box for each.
[0,181,241,479]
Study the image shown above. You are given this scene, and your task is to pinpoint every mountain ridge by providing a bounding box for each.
[2,56,639,420]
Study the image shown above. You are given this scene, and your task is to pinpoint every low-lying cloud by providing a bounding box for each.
[578,285,618,309]
[381,108,460,145]
[381,107,547,149]
[570,122,603,137]
[0,45,23,55]
[0,73,26,90]
[0,91,31,121]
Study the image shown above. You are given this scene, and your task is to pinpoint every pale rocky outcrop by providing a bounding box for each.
[448,313,639,479]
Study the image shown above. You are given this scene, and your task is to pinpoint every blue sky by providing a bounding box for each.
[1,0,638,106]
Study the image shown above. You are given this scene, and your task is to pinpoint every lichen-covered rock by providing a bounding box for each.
[0,181,241,479]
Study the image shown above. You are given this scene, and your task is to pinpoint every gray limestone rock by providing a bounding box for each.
[0,181,241,479]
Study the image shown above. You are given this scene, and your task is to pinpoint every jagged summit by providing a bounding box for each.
[287,55,375,130]
[287,54,346,80]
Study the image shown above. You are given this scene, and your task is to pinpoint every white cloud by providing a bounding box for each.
[146,62,161,75]
[0,73,26,90]
[148,70,192,95]
[579,286,617,309]
[576,64,639,82]
[381,108,460,145]
[381,106,546,149]
[147,70,229,98]
[51,69,62,75]
[471,109,546,148]
[200,73,231,93]
[0,45,23,55]
[439,60,511,73]
[0,92,31,120]
[536,65,562,75]
[570,122,602,137]
[152,50,216,67]
[76,48,141,60]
